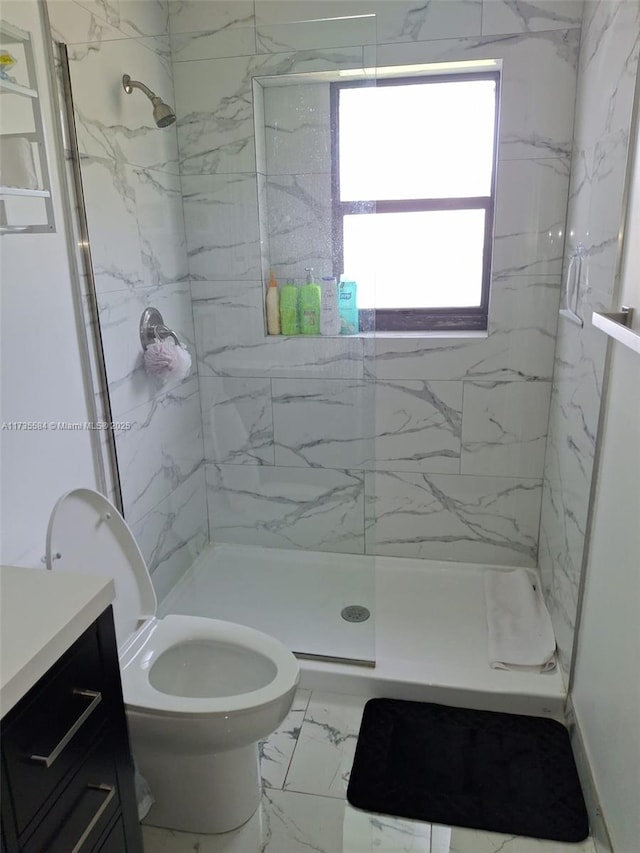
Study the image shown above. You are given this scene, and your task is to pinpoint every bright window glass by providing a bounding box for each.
[338,79,497,202]
[343,209,486,310]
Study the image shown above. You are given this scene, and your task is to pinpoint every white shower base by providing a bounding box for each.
[158,543,566,719]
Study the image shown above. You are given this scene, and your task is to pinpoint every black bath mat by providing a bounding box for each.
[347,699,589,843]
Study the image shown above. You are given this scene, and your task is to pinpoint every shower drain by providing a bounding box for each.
[341,605,371,623]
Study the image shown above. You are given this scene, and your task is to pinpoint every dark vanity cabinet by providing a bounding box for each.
[1,608,143,852]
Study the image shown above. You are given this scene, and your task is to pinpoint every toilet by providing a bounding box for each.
[46,488,300,834]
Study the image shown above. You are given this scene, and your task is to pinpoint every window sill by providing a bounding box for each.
[265,330,489,341]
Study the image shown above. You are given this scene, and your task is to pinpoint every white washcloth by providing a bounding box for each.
[0,137,39,189]
[483,569,556,672]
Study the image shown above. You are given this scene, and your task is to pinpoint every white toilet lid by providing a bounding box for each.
[46,488,157,650]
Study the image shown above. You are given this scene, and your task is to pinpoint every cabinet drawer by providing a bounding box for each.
[94,816,126,853]
[2,624,109,835]
[22,741,120,853]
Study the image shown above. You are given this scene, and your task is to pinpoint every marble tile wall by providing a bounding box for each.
[539,0,640,675]
[48,0,208,594]
[170,0,583,566]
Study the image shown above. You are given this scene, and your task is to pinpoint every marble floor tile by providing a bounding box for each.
[141,689,596,853]
[260,688,311,790]
[142,787,345,853]
[343,803,431,852]
[430,823,596,853]
[284,691,369,798]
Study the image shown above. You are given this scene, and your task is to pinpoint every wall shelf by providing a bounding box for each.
[0,17,55,233]
[0,185,50,197]
[0,77,38,98]
[592,310,640,356]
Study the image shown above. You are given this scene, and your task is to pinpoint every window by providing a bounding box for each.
[330,72,500,332]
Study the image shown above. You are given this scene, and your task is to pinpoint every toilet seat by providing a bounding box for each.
[46,489,299,716]
[120,613,300,717]
[46,488,156,650]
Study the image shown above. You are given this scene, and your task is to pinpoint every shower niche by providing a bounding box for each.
[254,71,337,296]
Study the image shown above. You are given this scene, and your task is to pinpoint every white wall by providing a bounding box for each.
[571,94,640,853]
[0,0,98,567]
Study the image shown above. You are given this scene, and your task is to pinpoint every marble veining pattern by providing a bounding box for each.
[200,377,274,465]
[131,467,208,603]
[116,376,204,526]
[53,0,207,595]
[97,281,196,419]
[143,688,596,853]
[366,472,541,566]
[461,381,552,478]
[206,464,365,553]
[538,0,640,674]
[166,0,582,563]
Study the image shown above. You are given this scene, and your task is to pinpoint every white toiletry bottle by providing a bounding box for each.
[266,271,281,334]
[320,275,340,336]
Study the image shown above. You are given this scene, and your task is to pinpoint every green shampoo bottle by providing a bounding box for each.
[279,279,300,335]
[300,267,321,335]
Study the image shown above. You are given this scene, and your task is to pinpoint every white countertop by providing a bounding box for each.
[0,565,115,716]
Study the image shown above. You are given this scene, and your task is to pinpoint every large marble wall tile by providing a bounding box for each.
[170,26,256,62]
[539,0,638,673]
[201,336,365,380]
[572,0,640,152]
[372,0,482,43]
[248,46,367,80]
[80,157,147,294]
[539,467,588,676]
[493,157,570,278]
[73,0,170,37]
[461,380,552,477]
[266,174,332,280]
[489,275,561,341]
[132,168,188,285]
[80,161,186,293]
[263,83,331,175]
[365,471,541,565]
[67,35,178,173]
[206,464,365,552]
[582,138,632,295]
[117,1,170,38]
[481,0,583,35]
[48,0,130,44]
[182,174,261,280]
[169,1,254,36]
[192,280,266,350]
[374,29,579,164]
[131,467,208,603]
[173,54,257,174]
[256,15,376,53]
[497,28,579,163]
[272,379,373,469]
[98,281,196,418]
[254,1,374,27]
[200,377,274,465]
[373,380,462,473]
[194,290,365,378]
[115,376,204,525]
[365,326,554,383]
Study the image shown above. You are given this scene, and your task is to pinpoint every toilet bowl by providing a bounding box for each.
[46,488,300,834]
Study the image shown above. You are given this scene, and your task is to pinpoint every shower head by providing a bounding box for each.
[122,73,176,128]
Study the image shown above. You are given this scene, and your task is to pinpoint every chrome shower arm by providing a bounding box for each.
[122,74,156,101]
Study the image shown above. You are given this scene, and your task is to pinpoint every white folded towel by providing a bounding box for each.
[483,568,556,672]
[0,137,39,189]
